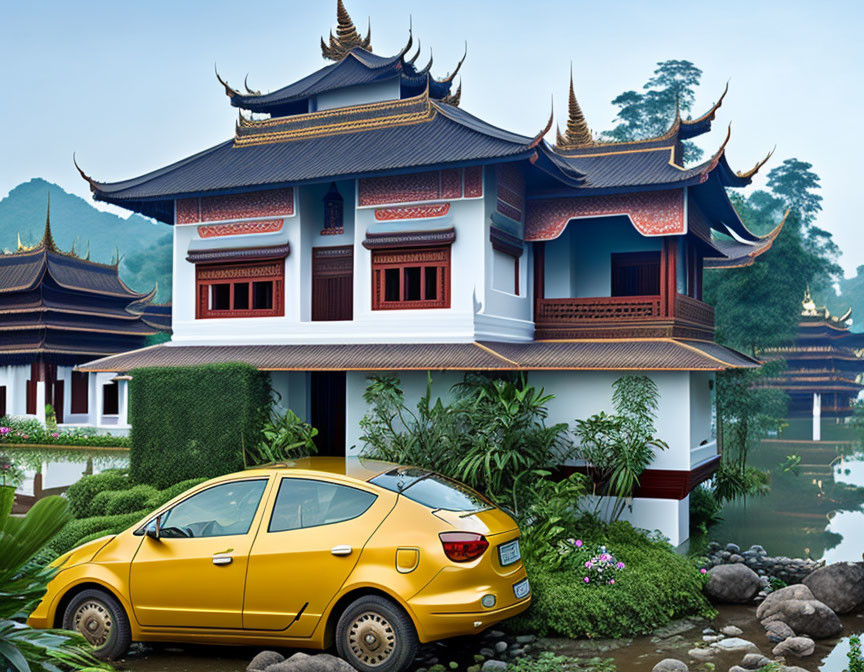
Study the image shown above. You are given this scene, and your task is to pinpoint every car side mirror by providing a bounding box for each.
[145,516,162,540]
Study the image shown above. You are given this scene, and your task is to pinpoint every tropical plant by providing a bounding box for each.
[44,405,57,434]
[0,487,109,671]
[0,453,24,488]
[572,375,667,522]
[688,485,723,535]
[517,472,587,566]
[245,408,318,466]
[846,635,864,672]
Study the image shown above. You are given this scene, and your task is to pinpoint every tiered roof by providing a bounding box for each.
[0,205,171,365]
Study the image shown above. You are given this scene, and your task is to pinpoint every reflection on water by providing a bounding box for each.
[6,446,129,499]
[708,418,864,562]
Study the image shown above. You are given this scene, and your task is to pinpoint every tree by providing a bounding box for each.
[766,158,823,224]
[602,60,704,163]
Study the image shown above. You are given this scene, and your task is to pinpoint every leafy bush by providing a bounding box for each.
[91,484,160,516]
[246,408,317,466]
[518,472,588,566]
[848,635,864,672]
[689,485,723,535]
[360,373,572,511]
[512,521,715,638]
[47,510,148,556]
[508,652,615,672]
[0,415,130,448]
[129,363,270,488]
[64,469,132,518]
[0,451,25,487]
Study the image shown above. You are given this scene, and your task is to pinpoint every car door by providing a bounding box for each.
[129,477,270,629]
[243,476,396,634]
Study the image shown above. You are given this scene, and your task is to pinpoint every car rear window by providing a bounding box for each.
[269,478,377,532]
[370,468,491,513]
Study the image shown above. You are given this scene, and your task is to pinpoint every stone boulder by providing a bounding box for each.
[265,652,355,672]
[773,636,815,658]
[740,653,772,670]
[248,651,284,671]
[764,620,795,642]
[757,585,842,639]
[802,562,864,614]
[652,659,689,672]
[704,564,761,603]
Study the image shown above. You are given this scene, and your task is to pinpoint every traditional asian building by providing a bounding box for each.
[75,1,780,544]
[760,289,864,420]
[0,206,170,431]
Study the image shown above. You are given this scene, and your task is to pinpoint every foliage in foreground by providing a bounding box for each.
[0,487,108,672]
[847,635,864,672]
[0,416,130,449]
[508,652,615,672]
[245,407,318,466]
[512,521,714,639]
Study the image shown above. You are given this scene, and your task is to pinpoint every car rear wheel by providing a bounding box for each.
[62,588,131,660]
[335,595,418,672]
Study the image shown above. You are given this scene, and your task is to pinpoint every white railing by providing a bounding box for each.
[691,439,718,469]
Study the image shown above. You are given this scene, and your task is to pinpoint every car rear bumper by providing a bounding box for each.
[410,595,532,641]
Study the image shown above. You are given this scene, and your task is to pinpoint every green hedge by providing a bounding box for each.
[65,470,132,518]
[48,511,148,557]
[129,363,270,489]
[511,522,715,639]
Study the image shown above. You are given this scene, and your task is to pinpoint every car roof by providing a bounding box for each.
[246,456,398,482]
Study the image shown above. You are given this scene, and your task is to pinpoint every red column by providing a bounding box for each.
[533,242,545,322]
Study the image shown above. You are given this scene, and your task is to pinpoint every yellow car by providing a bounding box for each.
[29,457,531,672]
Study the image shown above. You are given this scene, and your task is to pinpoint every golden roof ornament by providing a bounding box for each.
[555,67,593,149]
[801,286,819,316]
[321,0,372,61]
[41,196,58,253]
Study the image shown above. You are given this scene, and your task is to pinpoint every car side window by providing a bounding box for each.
[269,478,377,533]
[159,479,267,538]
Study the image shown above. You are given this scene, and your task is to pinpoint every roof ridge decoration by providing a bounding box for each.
[441,79,462,106]
[555,67,594,150]
[321,0,372,61]
[529,97,555,149]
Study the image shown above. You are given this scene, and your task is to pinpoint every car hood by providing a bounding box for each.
[431,507,519,537]
[52,535,116,572]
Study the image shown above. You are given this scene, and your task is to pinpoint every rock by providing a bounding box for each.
[757,584,842,639]
[764,620,795,642]
[494,641,508,654]
[652,659,689,672]
[704,564,762,603]
[721,625,744,636]
[485,630,505,640]
[481,662,508,672]
[772,636,816,658]
[727,667,748,672]
[726,543,741,554]
[266,653,354,672]
[740,653,772,669]
[802,562,864,614]
[729,554,746,564]
[710,637,758,653]
[702,634,724,643]
[515,635,536,645]
[687,648,714,661]
[478,648,495,659]
[249,651,285,671]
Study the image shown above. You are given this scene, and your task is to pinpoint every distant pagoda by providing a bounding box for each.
[761,289,864,417]
[0,204,170,422]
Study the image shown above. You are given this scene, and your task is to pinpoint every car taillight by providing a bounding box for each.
[439,532,489,562]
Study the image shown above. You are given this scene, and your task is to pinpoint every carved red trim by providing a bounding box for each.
[359,170,467,206]
[374,203,451,221]
[197,219,284,238]
[525,190,685,240]
[464,166,483,198]
[177,188,294,224]
[195,260,284,319]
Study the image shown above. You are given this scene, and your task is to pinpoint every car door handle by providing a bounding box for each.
[212,555,233,566]
[331,545,352,556]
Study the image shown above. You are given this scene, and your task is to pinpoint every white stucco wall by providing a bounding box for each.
[544,216,662,299]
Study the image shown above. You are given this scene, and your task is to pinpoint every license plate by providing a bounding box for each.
[498,539,521,566]
[513,578,531,599]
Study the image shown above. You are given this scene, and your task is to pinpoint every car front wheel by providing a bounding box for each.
[62,588,131,660]
[335,595,418,672]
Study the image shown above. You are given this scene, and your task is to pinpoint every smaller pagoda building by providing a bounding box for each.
[0,207,170,431]
[761,289,864,419]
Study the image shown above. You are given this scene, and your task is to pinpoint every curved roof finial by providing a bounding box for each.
[529,95,555,149]
[322,0,372,61]
[441,79,462,106]
[73,153,98,193]
[397,17,413,58]
[215,64,240,98]
[439,42,467,84]
[243,74,261,96]
[737,146,776,179]
[407,38,422,65]
[418,48,434,75]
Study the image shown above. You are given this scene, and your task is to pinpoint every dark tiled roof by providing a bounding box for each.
[78,339,759,373]
[704,212,787,269]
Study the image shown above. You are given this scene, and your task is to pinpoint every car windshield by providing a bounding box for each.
[370,468,491,513]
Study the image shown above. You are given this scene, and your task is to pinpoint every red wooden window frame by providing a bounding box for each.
[70,371,89,414]
[196,260,285,319]
[371,246,451,310]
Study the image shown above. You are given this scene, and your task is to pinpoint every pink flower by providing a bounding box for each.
[700,568,708,574]
[609,579,615,585]
[616,562,626,569]
[51,432,60,438]
[574,539,583,548]
[583,577,590,583]
[0,427,10,435]
[585,561,593,568]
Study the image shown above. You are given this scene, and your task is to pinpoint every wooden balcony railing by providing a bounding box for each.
[534,293,714,339]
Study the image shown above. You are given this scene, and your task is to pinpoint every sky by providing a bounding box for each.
[2,0,862,275]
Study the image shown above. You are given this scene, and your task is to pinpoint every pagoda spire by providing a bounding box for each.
[41,196,58,253]
[557,66,593,149]
[321,0,372,61]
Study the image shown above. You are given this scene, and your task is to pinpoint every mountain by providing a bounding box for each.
[0,178,172,301]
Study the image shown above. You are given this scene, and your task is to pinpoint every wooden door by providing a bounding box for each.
[310,372,346,457]
[53,381,64,424]
[311,246,353,321]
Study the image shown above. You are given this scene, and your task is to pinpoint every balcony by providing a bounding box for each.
[534,292,714,339]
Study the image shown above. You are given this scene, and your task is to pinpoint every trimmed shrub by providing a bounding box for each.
[511,521,714,638]
[49,511,148,556]
[129,363,270,488]
[65,470,131,518]
[91,484,161,517]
